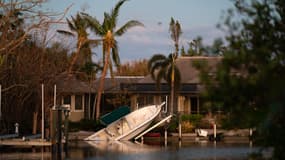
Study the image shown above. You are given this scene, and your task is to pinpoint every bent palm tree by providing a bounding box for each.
[57,13,98,73]
[148,53,181,114]
[83,0,143,119]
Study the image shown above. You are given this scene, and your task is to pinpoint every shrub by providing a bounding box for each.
[181,121,194,132]
[181,114,203,128]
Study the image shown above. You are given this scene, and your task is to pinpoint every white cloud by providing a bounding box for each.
[117,24,226,62]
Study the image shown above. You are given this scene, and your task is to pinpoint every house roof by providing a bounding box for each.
[138,56,222,84]
[55,73,91,94]
[92,76,144,93]
[55,56,221,94]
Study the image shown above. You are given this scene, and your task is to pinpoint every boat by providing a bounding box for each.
[85,102,164,141]
[100,106,130,126]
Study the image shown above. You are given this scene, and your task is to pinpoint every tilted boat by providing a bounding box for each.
[100,106,130,126]
[85,102,164,141]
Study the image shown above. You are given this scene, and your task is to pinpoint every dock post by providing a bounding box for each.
[249,128,253,139]
[63,107,70,155]
[178,113,182,141]
[164,124,168,147]
[249,128,253,148]
[41,84,44,141]
[15,123,19,134]
[213,123,216,141]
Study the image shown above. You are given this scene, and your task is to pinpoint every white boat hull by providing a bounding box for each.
[85,102,164,141]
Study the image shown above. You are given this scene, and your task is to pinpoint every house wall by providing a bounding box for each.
[130,94,201,115]
[62,94,85,122]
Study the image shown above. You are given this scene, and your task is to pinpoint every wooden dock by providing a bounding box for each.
[0,139,52,146]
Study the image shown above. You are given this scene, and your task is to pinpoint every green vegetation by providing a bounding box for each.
[197,0,285,158]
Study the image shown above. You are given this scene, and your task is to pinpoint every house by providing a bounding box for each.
[55,74,91,122]
[125,56,222,114]
[56,56,221,122]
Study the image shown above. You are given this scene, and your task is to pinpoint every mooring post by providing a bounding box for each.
[41,84,44,141]
[63,105,70,155]
[178,113,182,141]
[213,123,217,141]
[15,123,19,135]
[164,123,168,147]
[56,106,62,159]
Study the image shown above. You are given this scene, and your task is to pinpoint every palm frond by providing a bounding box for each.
[57,30,75,37]
[156,68,166,88]
[115,20,144,36]
[111,41,120,67]
[82,13,105,35]
[148,54,167,71]
[110,0,127,29]
[102,12,112,31]
[66,17,76,31]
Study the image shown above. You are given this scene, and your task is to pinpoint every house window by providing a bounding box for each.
[63,95,71,105]
[75,95,83,110]
[190,97,198,114]
[137,95,154,107]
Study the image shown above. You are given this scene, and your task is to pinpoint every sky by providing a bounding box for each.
[44,0,234,62]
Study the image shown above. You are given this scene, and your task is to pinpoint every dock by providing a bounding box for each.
[0,139,52,146]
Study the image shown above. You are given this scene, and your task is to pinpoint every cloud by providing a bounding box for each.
[117,24,226,62]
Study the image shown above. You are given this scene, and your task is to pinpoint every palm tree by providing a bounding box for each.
[148,53,181,114]
[57,13,98,74]
[148,18,182,114]
[169,17,182,57]
[169,17,182,114]
[83,0,143,119]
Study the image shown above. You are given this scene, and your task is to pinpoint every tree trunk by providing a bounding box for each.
[32,112,38,134]
[68,41,82,74]
[95,47,111,120]
[170,80,174,115]
[170,61,175,115]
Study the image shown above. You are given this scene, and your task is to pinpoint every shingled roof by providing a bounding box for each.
[55,73,91,94]
[55,56,221,94]
[92,76,144,93]
[138,56,222,84]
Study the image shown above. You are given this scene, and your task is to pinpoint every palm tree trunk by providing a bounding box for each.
[95,47,111,120]
[170,60,175,115]
[68,40,82,74]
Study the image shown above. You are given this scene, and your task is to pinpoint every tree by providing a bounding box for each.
[148,54,181,114]
[0,0,70,133]
[115,59,149,76]
[169,17,182,56]
[198,0,285,158]
[0,0,70,55]
[83,0,143,119]
[57,13,98,73]
[169,17,182,114]
[187,36,204,56]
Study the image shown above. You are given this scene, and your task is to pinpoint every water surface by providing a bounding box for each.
[0,140,262,160]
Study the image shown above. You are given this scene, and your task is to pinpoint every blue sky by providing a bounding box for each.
[45,0,234,62]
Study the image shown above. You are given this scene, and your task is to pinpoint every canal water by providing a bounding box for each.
[0,141,266,160]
